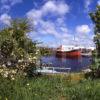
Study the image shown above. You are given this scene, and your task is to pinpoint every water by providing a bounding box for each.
[41,55,92,72]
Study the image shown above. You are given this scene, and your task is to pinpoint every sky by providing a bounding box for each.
[0,0,99,48]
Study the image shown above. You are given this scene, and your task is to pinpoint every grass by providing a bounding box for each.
[0,74,100,100]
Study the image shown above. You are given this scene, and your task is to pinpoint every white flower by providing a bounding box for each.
[35,52,38,54]
[27,83,30,86]
[12,70,16,74]
[18,60,23,63]
[5,71,9,75]
[22,65,25,68]
[33,57,37,59]
[2,64,6,67]
[24,73,27,76]
[29,57,31,60]
[11,77,15,80]
[10,75,14,78]
[36,49,39,52]
[0,69,3,73]
[3,73,8,78]
[7,61,11,66]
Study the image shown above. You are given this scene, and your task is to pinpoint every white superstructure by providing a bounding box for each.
[57,45,80,52]
[57,45,95,52]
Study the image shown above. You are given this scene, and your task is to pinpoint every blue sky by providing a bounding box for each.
[0,0,99,47]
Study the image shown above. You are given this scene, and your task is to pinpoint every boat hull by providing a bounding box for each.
[56,50,81,58]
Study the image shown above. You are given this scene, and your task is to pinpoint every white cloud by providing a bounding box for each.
[42,1,69,15]
[1,0,23,5]
[1,5,10,13]
[26,1,69,25]
[61,32,94,47]
[0,0,23,13]
[38,20,59,37]
[26,1,94,47]
[0,13,11,26]
[1,0,8,4]
[26,0,70,41]
[56,17,65,24]
[97,0,100,5]
[10,0,23,6]
[84,0,92,12]
[75,24,94,47]
[76,25,91,34]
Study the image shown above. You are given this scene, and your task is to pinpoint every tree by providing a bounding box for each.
[89,6,100,78]
[0,18,40,78]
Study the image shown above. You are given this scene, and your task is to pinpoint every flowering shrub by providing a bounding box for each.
[0,19,41,79]
[0,56,39,79]
[0,67,17,80]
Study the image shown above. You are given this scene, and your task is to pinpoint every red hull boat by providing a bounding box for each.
[56,45,81,58]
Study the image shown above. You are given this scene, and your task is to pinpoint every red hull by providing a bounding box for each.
[56,50,81,58]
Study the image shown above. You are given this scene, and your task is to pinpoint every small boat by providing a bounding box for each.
[36,67,71,74]
[81,52,92,57]
[36,67,59,74]
[56,45,81,58]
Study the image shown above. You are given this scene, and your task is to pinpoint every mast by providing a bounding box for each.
[73,33,76,46]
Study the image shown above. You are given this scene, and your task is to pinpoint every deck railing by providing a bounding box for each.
[36,66,71,74]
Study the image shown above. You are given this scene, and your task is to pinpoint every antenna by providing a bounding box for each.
[73,33,76,46]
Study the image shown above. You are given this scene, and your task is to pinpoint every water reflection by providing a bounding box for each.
[41,56,92,72]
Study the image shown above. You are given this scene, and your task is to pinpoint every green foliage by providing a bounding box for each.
[0,75,99,100]
[0,18,40,78]
[1,39,14,58]
[40,47,52,56]
[89,5,100,76]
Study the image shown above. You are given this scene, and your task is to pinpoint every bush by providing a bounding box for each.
[0,19,41,79]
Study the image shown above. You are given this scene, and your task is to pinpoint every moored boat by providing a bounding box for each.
[56,45,81,58]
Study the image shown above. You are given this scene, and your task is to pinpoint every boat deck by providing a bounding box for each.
[36,67,71,74]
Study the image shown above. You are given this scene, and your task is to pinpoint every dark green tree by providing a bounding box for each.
[89,6,100,77]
